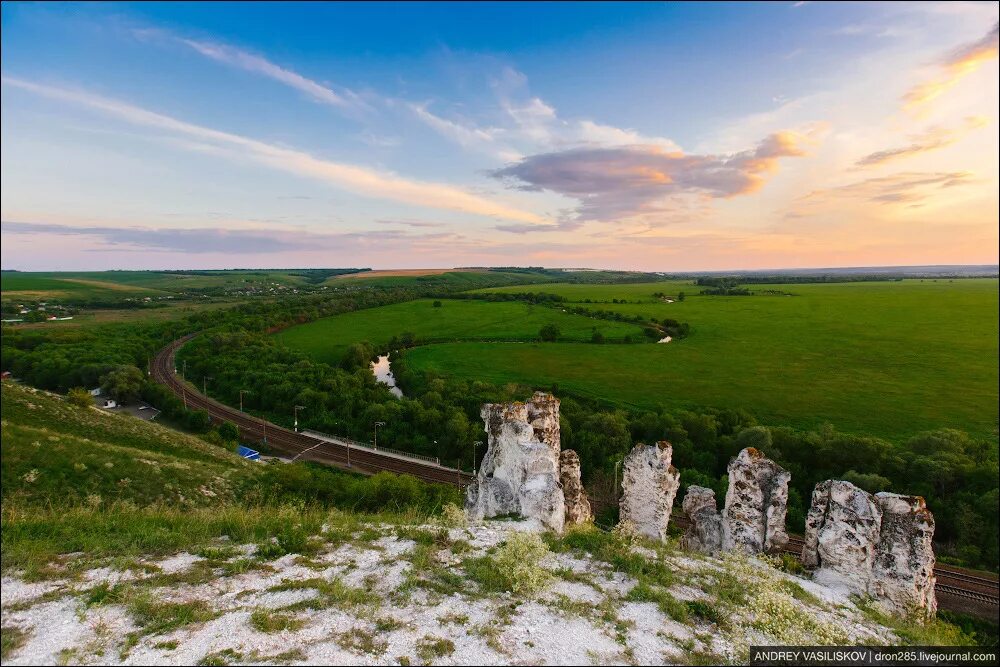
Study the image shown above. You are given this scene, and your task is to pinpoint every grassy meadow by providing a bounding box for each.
[274,298,648,365]
[280,278,998,440]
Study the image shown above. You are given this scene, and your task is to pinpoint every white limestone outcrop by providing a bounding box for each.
[465,392,565,532]
[680,485,723,555]
[560,449,593,525]
[619,441,680,543]
[722,448,790,554]
[870,492,937,616]
[802,480,883,596]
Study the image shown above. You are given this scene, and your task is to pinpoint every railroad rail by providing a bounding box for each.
[153,335,996,614]
[150,335,474,487]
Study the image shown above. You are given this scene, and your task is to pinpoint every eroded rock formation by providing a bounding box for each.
[560,449,593,525]
[722,448,790,554]
[801,482,938,616]
[465,392,565,532]
[619,441,680,542]
[870,492,937,616]
[680,485,723,555]
[802,480,882,596]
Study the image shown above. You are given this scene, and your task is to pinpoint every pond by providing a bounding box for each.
[371,354,403,397]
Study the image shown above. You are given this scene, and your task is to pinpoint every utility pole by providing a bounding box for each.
[613,458,624,506]
[473,441,483,475]
[294,405,306,432]
[239,389,250,412]
[203,376,212,395]
[374,421,386,450]
[182,360,187,379]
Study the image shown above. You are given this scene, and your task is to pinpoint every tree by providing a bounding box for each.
[432,300,442,308]
[215,421,240,444]
[99,365,144,403]
[539,324,560,342]
[591,330,605,344]
[677,292,686,302]
[66,387,93,408]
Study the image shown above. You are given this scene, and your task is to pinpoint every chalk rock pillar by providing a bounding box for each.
[722,448,790,554]
[619,441,680,542]
[680,485,723,555]
[802,480,883,595]
[560,449,593,525]
[870,493,937,616]
[465,392,565,532]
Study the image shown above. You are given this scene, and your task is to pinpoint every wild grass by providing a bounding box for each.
[1,625,30,661]
[249,608,305,634]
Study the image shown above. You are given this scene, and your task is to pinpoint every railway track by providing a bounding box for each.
[150,335,473,487]
[153,335,997,613]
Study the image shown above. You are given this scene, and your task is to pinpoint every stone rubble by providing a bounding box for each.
[680,485,723,555]
[722,448,790,555]
[465,392,565,532]
[619,441,680,543]
[560,449,593,525]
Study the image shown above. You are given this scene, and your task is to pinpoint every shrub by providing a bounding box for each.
[492,531,552,595]
[66,387,93,408]
[539,324,560,342]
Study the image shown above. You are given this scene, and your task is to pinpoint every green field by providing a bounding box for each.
[274,298,649,365]
[310,278,996,440]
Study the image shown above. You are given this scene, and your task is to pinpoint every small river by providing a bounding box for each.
[371,354,404,397]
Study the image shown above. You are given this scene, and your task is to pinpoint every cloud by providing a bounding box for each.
[411,64,678,159]
[855,116,989,167]
[374,219,447,228]
[1,77,545,225]
[903,23,999,110]
[1,220,455,254]
[408,102,501,148]
[136,28,375,116]
[491,131,811,223]
[794,171,975,213]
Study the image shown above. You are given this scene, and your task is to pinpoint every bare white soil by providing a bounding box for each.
[1,520,898,666]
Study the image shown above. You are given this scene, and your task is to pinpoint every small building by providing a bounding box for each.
[89,387,102,396]
[102,399,117,409]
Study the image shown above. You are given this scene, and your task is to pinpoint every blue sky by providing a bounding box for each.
[2,1,997,270]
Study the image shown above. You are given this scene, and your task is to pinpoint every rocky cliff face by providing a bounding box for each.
[681,485,723,555]
[560,449,593,525]
[620,441,680,543]
[802,480,883,596]
[465,392,565,532]
[871,492,937,616]
[722,448,790,554]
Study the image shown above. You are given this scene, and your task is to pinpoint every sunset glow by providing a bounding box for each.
[2,2,997,271]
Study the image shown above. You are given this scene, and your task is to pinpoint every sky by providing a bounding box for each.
[2,1,998,272]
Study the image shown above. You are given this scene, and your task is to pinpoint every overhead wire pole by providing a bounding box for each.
[374,421,385,450]
[473,440,483,476]
[294,405,306,433]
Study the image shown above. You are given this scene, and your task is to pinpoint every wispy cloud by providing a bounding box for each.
[374,219,447,228]
[2,220,457,254]
[134,28,374,116]
[794,171,975,213]
[491,131,812,224]
[903,22,999,110]
[2,77,545,224]
[855,116,989,167]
